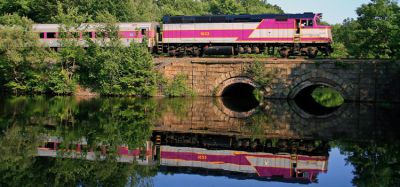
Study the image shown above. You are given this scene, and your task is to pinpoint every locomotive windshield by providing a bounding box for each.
[316,13,323,25]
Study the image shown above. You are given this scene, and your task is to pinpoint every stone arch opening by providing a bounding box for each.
[221,83,255,97]
[215,77,260,116]
[289,78,345,117]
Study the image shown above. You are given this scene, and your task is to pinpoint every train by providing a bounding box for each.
[32,12,333,58]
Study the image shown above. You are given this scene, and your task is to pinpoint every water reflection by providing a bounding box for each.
[0,96,399,186]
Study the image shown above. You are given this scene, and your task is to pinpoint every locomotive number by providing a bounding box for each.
[197,155,207,160]
[200,32,210,36]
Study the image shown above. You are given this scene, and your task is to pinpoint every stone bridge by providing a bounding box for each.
[155,58,400,102]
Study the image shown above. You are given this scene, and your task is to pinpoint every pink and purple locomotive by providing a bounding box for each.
[33,13,333,58]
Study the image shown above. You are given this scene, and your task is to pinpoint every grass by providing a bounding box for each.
[311,87,344,108]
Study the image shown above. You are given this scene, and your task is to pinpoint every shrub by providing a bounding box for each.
[163,74,194,97]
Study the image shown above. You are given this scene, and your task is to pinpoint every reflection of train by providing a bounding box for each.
[37,133,328,184]
[159,146,327,183]
[152,133,329,156]
[37,137,154,165]
[33,13,332,58]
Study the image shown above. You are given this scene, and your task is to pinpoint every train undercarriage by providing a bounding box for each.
[161,43,333,58]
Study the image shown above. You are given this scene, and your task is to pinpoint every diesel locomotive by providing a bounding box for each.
[33,12,333,58]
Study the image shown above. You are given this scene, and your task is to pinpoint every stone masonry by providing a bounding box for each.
[156,58,400,102]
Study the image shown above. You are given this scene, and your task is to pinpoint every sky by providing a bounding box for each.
[267,0,376,24]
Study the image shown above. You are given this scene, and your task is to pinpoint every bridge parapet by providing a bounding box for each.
[155,58,400,102]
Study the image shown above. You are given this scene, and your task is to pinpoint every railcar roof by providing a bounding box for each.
[163,13,317,24]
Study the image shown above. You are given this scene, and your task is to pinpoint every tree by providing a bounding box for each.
[156,0,210,17]
[0,14,56,94]
[353,0,399,58]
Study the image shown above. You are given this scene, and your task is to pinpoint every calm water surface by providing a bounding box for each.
[0,96,399,187]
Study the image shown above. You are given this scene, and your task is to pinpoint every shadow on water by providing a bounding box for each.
[220,83,260,113]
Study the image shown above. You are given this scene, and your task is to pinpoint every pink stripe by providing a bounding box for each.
[255,166,291,178]
[257,19,295,29]
[297,155,328,161]
[161,151,252,165]
[120,31,141,39]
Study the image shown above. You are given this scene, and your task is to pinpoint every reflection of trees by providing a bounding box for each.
[156,97,193,121]
[334,138,400,187]
[245,110,272,140]
[0,96,158,186]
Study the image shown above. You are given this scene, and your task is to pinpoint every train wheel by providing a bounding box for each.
[193,48,201,57]
[307,48,318,58]
[279,48,289,58]
[245,47,252,54]
[252,47,260,54]
[238,47,245,54]
[168,49,176,57]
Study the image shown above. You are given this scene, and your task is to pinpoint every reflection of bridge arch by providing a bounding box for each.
[288,99,347,119]
[214,97,258,118]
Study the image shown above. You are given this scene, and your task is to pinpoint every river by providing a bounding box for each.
[0,95,399,187]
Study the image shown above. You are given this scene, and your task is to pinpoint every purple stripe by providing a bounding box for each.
[257,19,295,29]
[161,151,251,165]
[255,166,291,178]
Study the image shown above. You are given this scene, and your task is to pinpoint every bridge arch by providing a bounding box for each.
[214,76,259,97]
[287,71,354,101]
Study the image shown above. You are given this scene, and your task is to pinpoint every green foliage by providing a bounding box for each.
[79,41,157,96]
[252,88,264,102]
[245,110,271,140]
[245,61,275,88]
[311,86,344,108]
[334,0,400,59]
[208,0,282,15]
[163,73,195,97]
[0,0,282,23]
[335,138,400,187]
[48,69,76,95]
[330,42,349,58]
[0,14,72,94]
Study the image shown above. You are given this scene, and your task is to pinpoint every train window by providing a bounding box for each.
[96,32,107,38]
[307,20,313,27]
[195,16,210,23]
[276,15,288,22]
[84,32,93,38]
[141,29,146,35]
[47,32,56,38]
[211,16,226,23]
[301,20,307,27]
[39,33,45,38]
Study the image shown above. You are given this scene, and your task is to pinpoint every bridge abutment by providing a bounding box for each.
[156,58,400,102]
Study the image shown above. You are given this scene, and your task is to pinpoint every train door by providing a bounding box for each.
[140,27,149,46]
[294,19,302,43]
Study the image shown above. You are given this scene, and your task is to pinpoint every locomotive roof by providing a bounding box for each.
[163,13,318,24]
